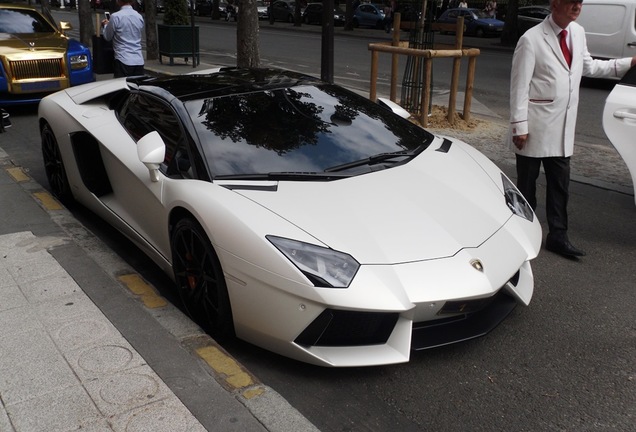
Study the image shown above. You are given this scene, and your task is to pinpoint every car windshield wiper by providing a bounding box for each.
[324,150,417,173]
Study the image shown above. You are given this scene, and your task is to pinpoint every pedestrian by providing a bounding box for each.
[484,0,496,18]
[459,1,468,8]
[508,0,636,258]
[102,0,145,78]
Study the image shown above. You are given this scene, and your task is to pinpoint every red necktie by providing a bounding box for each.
[560,29,572,67]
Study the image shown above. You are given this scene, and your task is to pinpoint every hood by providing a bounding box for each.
[0,33,67,59]
[234,137,512,264]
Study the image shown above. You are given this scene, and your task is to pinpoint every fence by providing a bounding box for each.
[368,14,480,127]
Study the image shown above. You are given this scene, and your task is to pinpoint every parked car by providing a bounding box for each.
[38,67,541,367]
[302,3,346,26]
[578,0,636,61]
[437,7,504,37]
[195,0,213,16]
[0,4,93,106]
[353,3,387,29]
[517,5,550,36]
[271,0,296,22]
[603,65,636,205]
[257,0,269,20]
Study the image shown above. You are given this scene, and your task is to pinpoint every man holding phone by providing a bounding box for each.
[102,0,144,78]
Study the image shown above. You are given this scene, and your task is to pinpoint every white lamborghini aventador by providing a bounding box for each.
[38,68,542,367]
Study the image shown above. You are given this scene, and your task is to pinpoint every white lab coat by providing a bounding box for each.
[508,17,632,158]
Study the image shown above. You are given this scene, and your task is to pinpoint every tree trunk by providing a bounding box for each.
[145,0,159,60]
[236,0,260,67]
[78,0,95,47]
[500,0,520,47]
[344,0,354,31]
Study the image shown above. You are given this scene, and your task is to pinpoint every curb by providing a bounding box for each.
[0,147,319,432]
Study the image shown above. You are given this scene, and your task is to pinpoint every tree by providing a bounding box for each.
[501,0,520,46]
[237,0,260,67]
[145,0,158,60]
[164,0,190,25]
[77,0,94,47]
[344,0,355,31]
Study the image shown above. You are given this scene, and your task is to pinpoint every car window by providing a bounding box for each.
[620,65,636,87]
[118,93,191,178]
[0,8,56,33]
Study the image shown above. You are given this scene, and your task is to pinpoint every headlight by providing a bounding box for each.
[267,236,359,288]
[502,173,534,222]
[69,54,89,70]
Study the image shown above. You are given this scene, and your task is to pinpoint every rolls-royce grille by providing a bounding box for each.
[9,58,65,80]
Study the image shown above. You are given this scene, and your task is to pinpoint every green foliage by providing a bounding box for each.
[163,0,190,25]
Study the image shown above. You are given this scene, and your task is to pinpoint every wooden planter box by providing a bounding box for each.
[157,24,200,66]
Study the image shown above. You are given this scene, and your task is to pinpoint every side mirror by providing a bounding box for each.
[59,21,72,33]
[377,97,411,119]
[137,131,166,182]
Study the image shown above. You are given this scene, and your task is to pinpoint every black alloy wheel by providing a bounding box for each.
[171,217,234,340]
[41,123,74,205]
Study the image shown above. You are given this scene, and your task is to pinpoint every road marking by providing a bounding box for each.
[196,345,255,389]
[7,167,29,182]
[33,191,64,210]
[118,273,168,308]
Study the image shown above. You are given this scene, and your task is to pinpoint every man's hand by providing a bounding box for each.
[513,134,528,150]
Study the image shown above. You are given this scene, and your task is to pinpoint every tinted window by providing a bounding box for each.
[620,65,636,87]
[185,84,433,178]
[0,8,55,33]
[117,93,187,175]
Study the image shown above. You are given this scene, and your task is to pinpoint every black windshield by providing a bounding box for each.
[185,83,433,178]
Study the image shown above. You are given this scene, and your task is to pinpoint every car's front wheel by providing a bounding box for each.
[171,217,234,340]
[41,123,74,205]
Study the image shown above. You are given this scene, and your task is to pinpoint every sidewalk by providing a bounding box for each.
[0,151,318,429]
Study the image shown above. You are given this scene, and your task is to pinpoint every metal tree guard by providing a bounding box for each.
[401,0,437,115]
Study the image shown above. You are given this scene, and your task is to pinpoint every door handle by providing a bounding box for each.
[628,42,636,47]
[614,110,636,120]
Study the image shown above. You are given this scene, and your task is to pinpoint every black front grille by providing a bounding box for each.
[295,309,399,347]
[9,58,64,80]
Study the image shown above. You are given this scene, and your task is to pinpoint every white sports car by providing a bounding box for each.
[39,68,541,367]
[603,65,636,205]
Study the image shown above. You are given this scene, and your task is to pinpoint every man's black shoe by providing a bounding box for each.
[545,237,586,258]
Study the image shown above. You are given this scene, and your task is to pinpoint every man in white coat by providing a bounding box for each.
[509,0,636,258]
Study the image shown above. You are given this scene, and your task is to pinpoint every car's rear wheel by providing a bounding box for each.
[41,123,74,205]
[171,217,234,340]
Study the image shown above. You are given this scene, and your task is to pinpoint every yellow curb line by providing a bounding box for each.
[6,167,30,183]
[118,274,168,309]
[33,191,64,211]
[196,345,256,390]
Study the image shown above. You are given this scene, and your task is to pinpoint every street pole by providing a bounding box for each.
[320,0,334,83]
